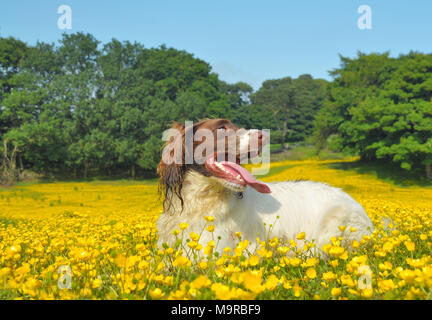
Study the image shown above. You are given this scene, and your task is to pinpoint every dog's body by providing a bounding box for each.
[157,171,373,255]
[156,119,373,257]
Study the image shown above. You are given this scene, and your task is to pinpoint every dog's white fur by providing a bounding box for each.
[157,128,374,257]
[157,171,373,257]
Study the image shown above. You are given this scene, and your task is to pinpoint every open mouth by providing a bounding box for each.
[204,154,271,194]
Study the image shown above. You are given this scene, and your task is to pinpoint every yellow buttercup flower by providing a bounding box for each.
[189,232,200,241]
[242,271,264,294]
[322,271,338,281]
[331,287,342,297]
[204,216,215,222]
[172,256,191,268]
[264,274,279,291]
[249,255,260,267]
[190,275,211,289]
[361,288,373,298]
[92,278,102,289]
[187,241,198,249]
[305,268,317,279]
[296,232,306,240]
[179,223,189,230]
[149,288,164,299]
[292,284,302,297]
[289,257,302,267]
[404,240,415,252]
[352,240,360,249]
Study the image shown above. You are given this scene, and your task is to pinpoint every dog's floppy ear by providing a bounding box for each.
[158,121,186,212]
[159,121,185,166]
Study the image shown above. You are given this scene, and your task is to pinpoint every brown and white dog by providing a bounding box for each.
[156,119,373,257]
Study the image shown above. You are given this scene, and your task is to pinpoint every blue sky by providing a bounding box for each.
[1,1,432,89]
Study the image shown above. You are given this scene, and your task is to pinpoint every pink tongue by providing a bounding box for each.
[220,161,271,194]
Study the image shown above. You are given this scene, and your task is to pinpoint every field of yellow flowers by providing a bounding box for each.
[0,158,431,300]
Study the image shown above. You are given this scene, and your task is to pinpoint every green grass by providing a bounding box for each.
[327,160,432,188]
[270,144,354,162]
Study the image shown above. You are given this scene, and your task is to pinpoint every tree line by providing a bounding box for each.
[0,33,431,182]
[0,32,325,181]
[315,52,432,180]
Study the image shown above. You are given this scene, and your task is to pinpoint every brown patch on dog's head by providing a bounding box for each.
[157,119,239,213]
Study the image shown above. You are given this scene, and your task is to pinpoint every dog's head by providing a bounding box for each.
[157,118,270,211]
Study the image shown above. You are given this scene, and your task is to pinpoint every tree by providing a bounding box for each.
[252,75,327,149]
[314,52,432,179]
[0,32,332,181]
[0,37,29,101]
[220,81,253,108]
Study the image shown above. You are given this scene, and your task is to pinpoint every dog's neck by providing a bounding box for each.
[165,170,233,220]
